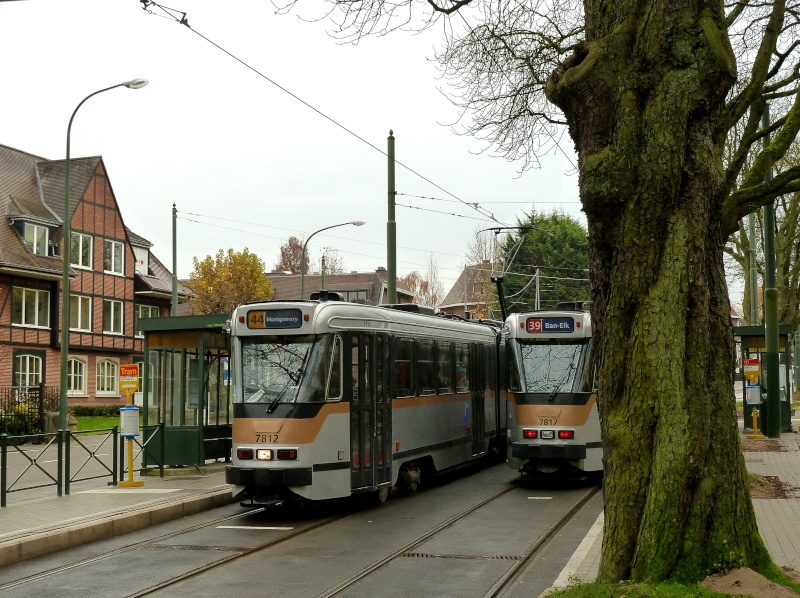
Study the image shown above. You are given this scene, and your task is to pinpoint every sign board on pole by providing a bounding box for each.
[120,364,139,392]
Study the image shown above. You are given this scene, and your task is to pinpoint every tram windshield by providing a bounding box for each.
[238,334,340,404]
[513,339,594,394]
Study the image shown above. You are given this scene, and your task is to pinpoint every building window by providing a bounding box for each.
[70,295,92,331]
[133,246,149,274]
[70,232,93,268]
[14,354,42,387]
[97,359,118,395]
[103,239,124,274]
[135,304,160,337]
[103,299,123,334]
[11,287,50,328]
[23,223,48,255]
[67,357,87,395]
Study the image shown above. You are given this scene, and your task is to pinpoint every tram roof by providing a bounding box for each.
[232,300,500,341]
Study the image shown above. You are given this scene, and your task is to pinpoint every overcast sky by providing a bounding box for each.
[2,0,584,295]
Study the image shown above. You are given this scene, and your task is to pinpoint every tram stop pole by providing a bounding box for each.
[118,364,143,488]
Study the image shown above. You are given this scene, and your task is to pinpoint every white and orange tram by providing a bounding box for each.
[504,303,602,479]
[225,295,506,505]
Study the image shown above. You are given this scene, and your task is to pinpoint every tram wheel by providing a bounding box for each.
[375,486,390,504]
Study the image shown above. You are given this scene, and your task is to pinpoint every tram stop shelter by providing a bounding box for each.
[138,314,231,469]
[733,324,794,434]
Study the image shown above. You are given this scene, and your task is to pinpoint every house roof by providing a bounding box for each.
[134,246,193,299]
[0,143,180,287]
[269,269,414,304]
[440,261,492,308]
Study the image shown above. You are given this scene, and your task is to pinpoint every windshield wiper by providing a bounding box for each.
[548,362,575,402]
[267,384,290,414]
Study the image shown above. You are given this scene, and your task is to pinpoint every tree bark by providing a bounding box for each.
[546,0,774,582]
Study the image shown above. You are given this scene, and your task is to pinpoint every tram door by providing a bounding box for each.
[471,343,486,456]
[350,334,393,490]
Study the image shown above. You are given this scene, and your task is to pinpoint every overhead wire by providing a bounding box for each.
[139,0,504,225]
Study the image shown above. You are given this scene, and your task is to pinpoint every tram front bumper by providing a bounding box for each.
[226,465,313,487]
[510,443,587,460]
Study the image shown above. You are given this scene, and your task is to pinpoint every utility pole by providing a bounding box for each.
[387,131,397,304]
[762,104,781,438]
[748,212,759,323]
[172,203,178,316]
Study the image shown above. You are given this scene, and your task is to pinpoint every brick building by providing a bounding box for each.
[0,143,191,406]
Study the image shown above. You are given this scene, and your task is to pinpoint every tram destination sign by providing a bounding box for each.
[526,317,575,334]
[247,309,303,329]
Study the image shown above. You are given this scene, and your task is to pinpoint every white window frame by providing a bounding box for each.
[11,287,50,328]
[67,357,87,396]
[96,359,119,395]
[103,239,125,275]
[135,304,160,338]
[103,299,123,335]
[23,223,49,256]
[70,294,92,332]
[70,232,93,269]
[14,354,42,387]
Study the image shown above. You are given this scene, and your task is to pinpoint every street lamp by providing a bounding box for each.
[300,221,365,299]
[59,79,149,431]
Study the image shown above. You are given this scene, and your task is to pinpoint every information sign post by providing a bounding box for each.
[119,364,143,488]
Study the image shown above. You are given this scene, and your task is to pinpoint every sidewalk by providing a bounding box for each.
[0,462,235,567]
[550,428,800,591]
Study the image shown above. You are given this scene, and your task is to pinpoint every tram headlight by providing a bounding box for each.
[237,448,254,460]
[277,449,298,460]
[256,449,273,461]
[540,430,555,439]
[558,430,575,440]
[523,429,537,439]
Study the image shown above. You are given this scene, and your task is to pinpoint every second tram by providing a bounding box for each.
[504,304,602,478]
[225,296,506,504]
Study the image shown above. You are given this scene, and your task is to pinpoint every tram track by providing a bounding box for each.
[486,483,601,598]
[1,476,600,598]
[314,482,601,598]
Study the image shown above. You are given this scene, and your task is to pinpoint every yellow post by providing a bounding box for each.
[747,407,765,440]
[118,366,143,488]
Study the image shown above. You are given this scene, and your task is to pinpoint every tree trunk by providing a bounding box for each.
[546,1,775,582]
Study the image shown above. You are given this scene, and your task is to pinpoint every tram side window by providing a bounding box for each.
[438,341,453,393]
[395,338,414,398]
[455,343,470,393]
[418,340,436,396]
[507,341,522,392]
[326,335,342,401]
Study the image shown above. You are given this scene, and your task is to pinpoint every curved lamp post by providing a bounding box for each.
[300,221,365,299]
[59,79,149,431]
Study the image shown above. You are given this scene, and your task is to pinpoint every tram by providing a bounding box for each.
[225,294,506,505]
[504,303,602,478]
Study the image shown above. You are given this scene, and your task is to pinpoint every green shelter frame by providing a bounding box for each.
[138,314,232,468]
[733,325,794,434]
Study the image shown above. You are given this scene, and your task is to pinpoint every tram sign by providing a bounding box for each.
[743,358,760,383]
[120,364,139,392]
[247,309,303,329]
[526,317,575,334]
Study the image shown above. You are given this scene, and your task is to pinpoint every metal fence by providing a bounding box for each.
[0,385,60,436]
[0,428,119,507]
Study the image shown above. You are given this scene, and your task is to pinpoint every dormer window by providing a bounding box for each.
[133,246,149,274]
[23,223,48,256]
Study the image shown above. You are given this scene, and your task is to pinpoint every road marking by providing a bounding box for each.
[79,488,179,494]
[528,496,553,500]
[216,525,294,531]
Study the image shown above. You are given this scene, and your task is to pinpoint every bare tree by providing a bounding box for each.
[317,246,345,275]
[277,0,800,584]
[274,236,308,274]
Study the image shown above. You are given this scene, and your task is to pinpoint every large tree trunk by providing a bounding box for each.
[546,1,775,582]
